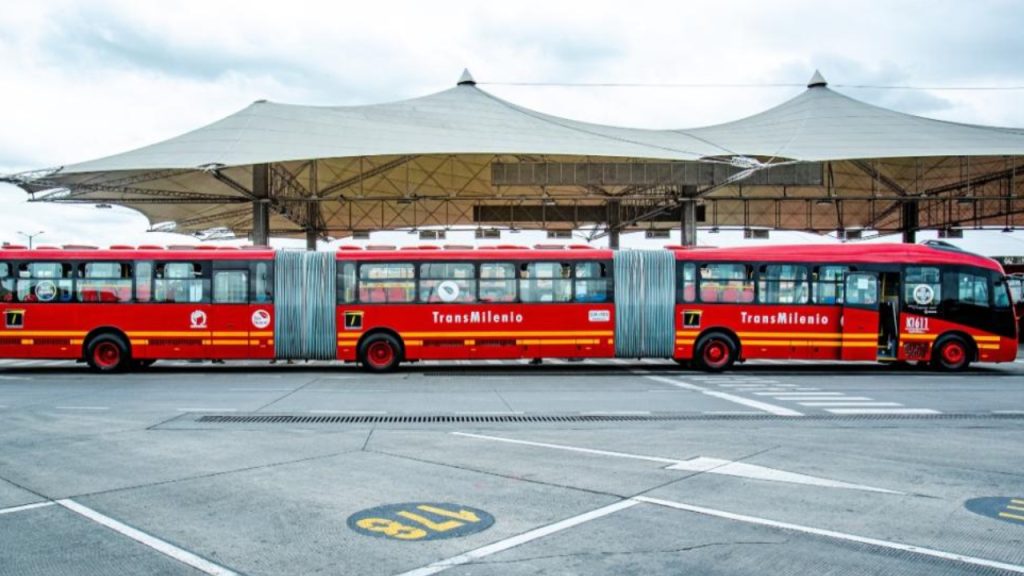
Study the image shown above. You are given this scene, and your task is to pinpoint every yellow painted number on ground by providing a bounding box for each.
[355,517,427,540]
[415,505,481,523]
[396,511,463,532]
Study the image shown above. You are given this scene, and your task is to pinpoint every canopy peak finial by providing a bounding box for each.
[808,70,828,88]
[457,68,476,86]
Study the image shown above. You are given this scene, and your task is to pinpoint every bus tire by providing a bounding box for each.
[695,332,737,372]
[931,335,971,372]
[86,334,130,373]
[360,333,402,372]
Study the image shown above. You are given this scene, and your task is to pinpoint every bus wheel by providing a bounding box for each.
[86,334,130,372]
[360,334,402,372]
[931,336,971,372]
[695,333,736,372]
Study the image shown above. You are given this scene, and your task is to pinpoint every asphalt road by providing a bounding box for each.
[1,355,1022,575]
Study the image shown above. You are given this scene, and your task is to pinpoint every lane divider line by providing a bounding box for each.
[0,501,55,515]
[635,496,1024,575]
[395,499,641,576]
[56,499,238,576]
[452,432,680,464]
[641,373,803,416]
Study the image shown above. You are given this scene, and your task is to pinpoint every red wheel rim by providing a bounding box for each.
[367,341,395,368]
[704,339,729,368]
[942,342,965,365]
[93,342,120,369]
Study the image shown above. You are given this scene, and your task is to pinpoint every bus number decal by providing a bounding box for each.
[683,310,702,328]
[905,316,929,334]
[344,310,364,330]
[348,502,494,541]
[4,309,24,329]
[589,310,610,322]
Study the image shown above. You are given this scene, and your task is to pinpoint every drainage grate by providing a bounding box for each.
[195,412,1024,425]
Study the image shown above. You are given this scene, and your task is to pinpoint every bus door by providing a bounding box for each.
[209,263,252,359]
[248,260,274,360]
[841,272,880,361]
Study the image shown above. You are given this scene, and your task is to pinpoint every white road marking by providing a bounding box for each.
[993,410,1024,414]
[0,501,55,515]
[176,408,239,413]
[0,376,30,380]
[703,411,761,415]
[453,432,681,464]
[663,457,899,494]
[56,499,238,576]
[453,432,897,493]
[825,408,942,415]
[580,411,652,416]
[309,410,386,415]
[55,406,110,411]
[774,396,876,402]
[755,391,844,397]
[636,496,1024,575]
[454,411,525,415]
[642,374,803,416]
[228,387,297,392]
[396,499,641,576]
[798,402,903,407]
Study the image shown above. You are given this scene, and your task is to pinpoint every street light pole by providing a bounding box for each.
[17,230,45,249]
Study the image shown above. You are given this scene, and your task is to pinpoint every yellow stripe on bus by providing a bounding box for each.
[212,340,249,346]
[0,331,87,337]
[126,331,211,338]
[517,339,600,346]
[212,331,249,337]
[401,331,613,338]
[900,334,937,341]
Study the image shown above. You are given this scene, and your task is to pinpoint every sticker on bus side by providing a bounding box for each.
[5,309,24,329]
[588,310,610,322]
[251,309,271,329]
[344,310,364,330]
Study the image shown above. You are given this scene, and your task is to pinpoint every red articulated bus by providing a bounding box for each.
[0,241,1016,373]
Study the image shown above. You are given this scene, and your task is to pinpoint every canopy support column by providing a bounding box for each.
[607,200,621,249]
[252,163,270,246]
[679,190,697,246]
[901,200,918,243]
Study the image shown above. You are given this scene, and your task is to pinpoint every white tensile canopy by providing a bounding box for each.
[5,70,1024,244]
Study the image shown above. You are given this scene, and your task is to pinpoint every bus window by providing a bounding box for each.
[519,262,572,303]
[994,274,1012,310]
[213,270,249,304]
[135,261,153,302]
[77,262,133,303]
[699,263,754,303]
[337,262,356,303]
[813,265,847,304]
[953,270,989,307]
[845,274,877,305]
[419,263,476,303]
[904,266,941,309]
[0,262,12,302]
[679,262,697,303]
[574,261,610,303]
[758,264,808,304]
[154,262,208,303]
[16,262,74,303]
[359,263,415,303]
[253,262,273,303]
[479,263,516,303]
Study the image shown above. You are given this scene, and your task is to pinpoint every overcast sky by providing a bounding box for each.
[1,0,1023,250]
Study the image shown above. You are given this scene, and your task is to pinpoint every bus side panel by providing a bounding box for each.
[673,304,843,361]
[898,312,1017,363]
[0,303,82,360]
[335,303,616,362]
